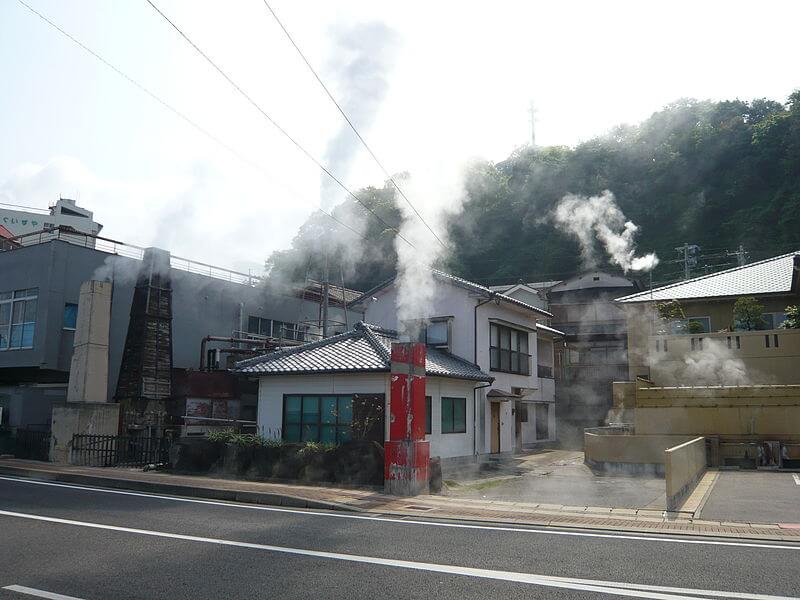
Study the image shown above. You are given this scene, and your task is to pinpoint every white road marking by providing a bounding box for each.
[0,474,797,551]
[2,585,86,600]
[792,474,800,486]
[0,509,796,600]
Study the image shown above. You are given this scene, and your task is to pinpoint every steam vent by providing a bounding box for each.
[115,247,174,435]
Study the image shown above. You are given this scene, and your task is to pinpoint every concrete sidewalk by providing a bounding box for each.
[1,459,798,543]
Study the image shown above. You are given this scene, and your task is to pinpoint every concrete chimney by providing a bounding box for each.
[67,280,112,403]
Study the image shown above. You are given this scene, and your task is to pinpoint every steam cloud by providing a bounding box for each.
[552,191,659,273]
[649,338,752,386]
[394,163,468,337]
[319,21,400,211]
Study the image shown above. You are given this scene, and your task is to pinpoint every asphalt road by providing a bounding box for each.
[700,471,800,524]
[1,475,799,600]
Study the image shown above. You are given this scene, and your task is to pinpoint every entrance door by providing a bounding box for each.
[535,403,549,441]
[490,402,501,453]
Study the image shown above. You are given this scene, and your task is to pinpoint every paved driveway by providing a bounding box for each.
[446,451,666,509]
[699,471,800,524]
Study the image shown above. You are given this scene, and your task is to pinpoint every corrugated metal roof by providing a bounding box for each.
[616,251,800,303]
[235,322,493,382]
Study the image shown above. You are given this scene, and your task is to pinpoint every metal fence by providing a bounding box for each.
[3,429,52,461]
[70,434,172,467]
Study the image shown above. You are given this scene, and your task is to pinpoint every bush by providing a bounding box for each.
[206,429,283,448]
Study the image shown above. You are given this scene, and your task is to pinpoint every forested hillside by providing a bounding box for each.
[267,92,800,292]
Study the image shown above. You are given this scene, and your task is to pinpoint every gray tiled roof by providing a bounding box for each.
[235,322,493,382]
[616,251,800,303]
[351,269,553,317]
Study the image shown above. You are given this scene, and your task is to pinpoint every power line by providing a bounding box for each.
[14,0,369,245]
[261,0,448,251]
[145,0,414,249]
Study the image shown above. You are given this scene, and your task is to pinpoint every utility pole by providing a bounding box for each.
[528,101,537,147]
[674,243,700,279]
[728,244,749,267]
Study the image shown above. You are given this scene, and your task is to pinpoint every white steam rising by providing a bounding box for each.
[650,338,752,386]
[319,21,400,211]
[552,191,659,273]
[394,163,467,337]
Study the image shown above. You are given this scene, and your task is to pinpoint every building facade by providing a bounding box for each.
[0,228,361,431]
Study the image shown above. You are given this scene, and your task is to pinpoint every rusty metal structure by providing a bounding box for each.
[114,247,174,435]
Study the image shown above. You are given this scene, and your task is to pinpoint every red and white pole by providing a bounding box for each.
[384,342,429,495]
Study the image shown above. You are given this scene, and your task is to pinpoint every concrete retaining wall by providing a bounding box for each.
[584,432,693,474]
[664,436,706,511]
[50,403,120,463]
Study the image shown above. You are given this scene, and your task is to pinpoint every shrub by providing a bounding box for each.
[781,305,800,329]
[206,429,283,448]
[298,441,337,455]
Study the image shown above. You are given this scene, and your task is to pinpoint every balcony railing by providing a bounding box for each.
[2,226,263,287]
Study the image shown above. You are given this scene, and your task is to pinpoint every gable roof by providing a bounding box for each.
[616,251,800,304]
[235,322,494,382]
[352,269,553,318]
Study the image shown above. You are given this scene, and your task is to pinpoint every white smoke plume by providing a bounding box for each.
[649,338,753,386]
[319,21,400,211]
[394,162,468,337]
[552,190,659,273]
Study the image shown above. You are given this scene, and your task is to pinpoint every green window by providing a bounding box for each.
[441,397,466,434]
[283,394,353,444]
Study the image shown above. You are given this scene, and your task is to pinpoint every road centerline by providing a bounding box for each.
[0,509,796,600]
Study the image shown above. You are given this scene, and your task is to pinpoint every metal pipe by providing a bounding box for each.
[199,335,267,370]
[473,381,492,456]
[473,294,495,364]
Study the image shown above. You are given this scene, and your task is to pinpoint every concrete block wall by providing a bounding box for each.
[664,437,706,511]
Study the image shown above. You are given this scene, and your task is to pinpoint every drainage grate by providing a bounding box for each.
[404,504,435,511]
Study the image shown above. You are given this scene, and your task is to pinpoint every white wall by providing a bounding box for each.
[363,279,555,454]
[257,373,479,459]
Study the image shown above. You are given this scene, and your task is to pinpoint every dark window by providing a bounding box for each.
[425,321,448,347]
[425,396,432,434]
[765,334,770,348]
[248,316,271,337]
[283,395,352,444]
[0,288,37,350]
[441,397,466,434]
[489,323,530,375]
[63,303,78,329]
[774,334,779,348]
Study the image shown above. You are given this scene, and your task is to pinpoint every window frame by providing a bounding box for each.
[282,394,353,444]
[63,302,79,331]
[0,288,38,351]
[440,396,467,434]
[489,323,530,375]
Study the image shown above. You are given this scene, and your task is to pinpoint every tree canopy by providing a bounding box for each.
[267,92,800,292]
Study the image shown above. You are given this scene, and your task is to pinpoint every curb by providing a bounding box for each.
[0,465,360,513]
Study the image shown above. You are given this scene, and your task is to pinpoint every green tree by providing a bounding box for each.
[781,305,800,329]
[733,297,766,331]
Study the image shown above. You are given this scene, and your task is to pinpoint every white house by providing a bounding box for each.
[236,322,493,461]
[237,270,564,464]
[355,270,563,454]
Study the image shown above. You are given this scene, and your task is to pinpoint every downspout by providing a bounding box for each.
[473,380,492,456]
[473,294,495,364]
[473,293,495,456]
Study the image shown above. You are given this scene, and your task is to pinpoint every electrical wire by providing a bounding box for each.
[260,0,448,250]
[144,0,414,249]
[14,0,369,245]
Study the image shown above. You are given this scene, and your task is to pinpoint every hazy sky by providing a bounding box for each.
[1,0,798,275]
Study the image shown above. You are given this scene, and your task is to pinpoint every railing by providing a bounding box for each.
[7,429,52,461]
[70,434,172,467]
[2,226,264,288]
